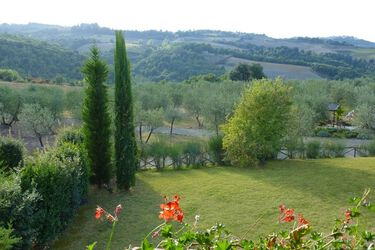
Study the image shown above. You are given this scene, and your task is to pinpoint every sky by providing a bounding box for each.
[1,0,375,42]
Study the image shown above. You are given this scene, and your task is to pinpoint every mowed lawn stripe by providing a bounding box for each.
[53,158,375,250]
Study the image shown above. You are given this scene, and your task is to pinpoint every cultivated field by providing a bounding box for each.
[224,57,322,80]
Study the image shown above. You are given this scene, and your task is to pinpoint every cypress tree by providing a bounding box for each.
[114,31,137,190]
[82,46,111,187]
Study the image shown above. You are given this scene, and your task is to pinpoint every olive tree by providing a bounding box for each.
[18,103,56,148]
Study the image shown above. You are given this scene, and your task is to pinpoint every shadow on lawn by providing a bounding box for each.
[52,178,165,250]
[217,159,375,204]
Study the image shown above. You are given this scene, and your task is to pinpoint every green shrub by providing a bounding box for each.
[20,144,88,246]
[0,136,25,172]
[0,225,21,250]
[316,130,331,137]
[306,141,321,159]
[182,142,205,167]
[56,127,84,146]
[322,141,345,158]
[168,145,183,168]
[366,140,375,156]
[54,142,89,203]
[147,141,169,169]
[208,135,226,165]
[314,127,359,139]
[0,173,38,249]
[0,69,23,82]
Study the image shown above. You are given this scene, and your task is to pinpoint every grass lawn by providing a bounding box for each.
[53,158,375,249]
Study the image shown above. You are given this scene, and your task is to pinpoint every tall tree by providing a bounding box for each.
[222,78,291,167]
[114,31,137,190]
[82,46,111,187]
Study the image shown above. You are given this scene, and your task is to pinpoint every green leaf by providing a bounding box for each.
[240,239,255,250]
[362,231,374,241]
[215,239,232,250]
[161,224,174,238]
[141,239,154,250]
[85,242,97,250]
[310,231,323,241]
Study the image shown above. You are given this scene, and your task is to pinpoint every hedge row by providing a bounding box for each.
[0,131,89,248]
[139,135,227,169]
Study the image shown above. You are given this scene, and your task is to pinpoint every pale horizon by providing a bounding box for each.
[1,0,375,42]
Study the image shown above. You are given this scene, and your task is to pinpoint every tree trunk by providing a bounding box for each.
[195,115,203,128]
[145,128,154,144]
[170,118,175,136]
[139,122,143,143]
[38,135,44,148]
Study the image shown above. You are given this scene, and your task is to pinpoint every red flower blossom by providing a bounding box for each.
[283,208,295,222]
[159,195,184,223]
[95,207,105,219]
[344,210,351,224]
[279,205,295,223]
[297,214,309,226]
[95,204,122,223]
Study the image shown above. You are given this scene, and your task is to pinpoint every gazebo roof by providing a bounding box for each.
[328,103,340,111]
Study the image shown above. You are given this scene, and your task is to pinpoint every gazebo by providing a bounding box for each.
[328,103,340,127]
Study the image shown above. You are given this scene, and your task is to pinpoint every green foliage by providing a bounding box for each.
[316,130,331,137]
[0,136,25,172]
[321,141,345,158]
[65,88,84,119]
[114,31,137,190]
[359,140,375,157]
[82,46,112,187]
[56,127,85,146]
[0,34,83,81]
[133,43,225,82]
[182,141,205,167]
[306,141,321,159]
[208,135,226,165]
[0,172,38,249]
[19,103,56,147]
[20,143,88,246]
[146,140,170,170]
[229,63,266,81]
[0,225,21,250]
[0,68,22,82]
[223,78,292,167]
[314,127,359,139]
[0,86,22,127]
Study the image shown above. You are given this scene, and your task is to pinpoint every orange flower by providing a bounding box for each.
[282,209,295,222]
[278,204,295,223]
[297,214,309,226]
[95,207,105,219]
[159,195,184,223]
[344,210,351,224]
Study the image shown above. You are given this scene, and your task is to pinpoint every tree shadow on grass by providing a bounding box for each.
[52,178,166,250]
[217,158,375,204]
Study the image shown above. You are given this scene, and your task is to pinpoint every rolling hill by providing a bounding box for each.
[1,23,375,82]
[0,33,84,81]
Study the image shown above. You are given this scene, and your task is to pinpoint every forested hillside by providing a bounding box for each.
[1,23,375,82]
[0,34,84,81]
